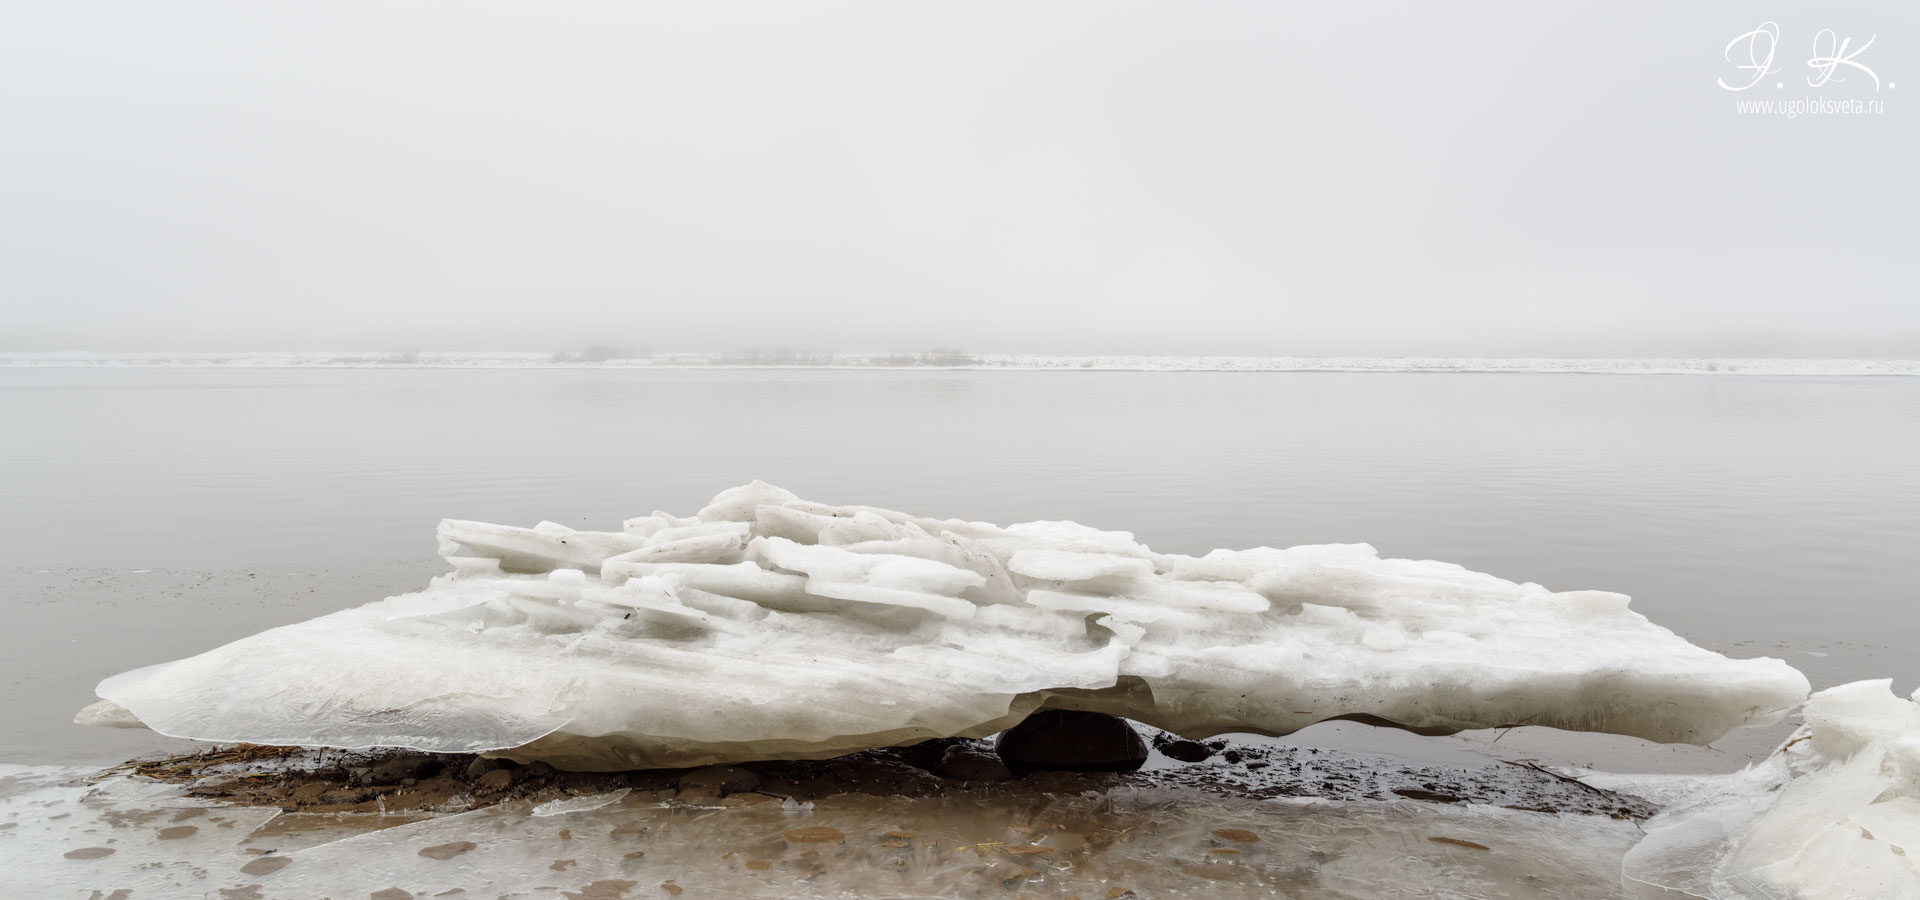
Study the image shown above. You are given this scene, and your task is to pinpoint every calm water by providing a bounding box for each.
[3,368,1917,764]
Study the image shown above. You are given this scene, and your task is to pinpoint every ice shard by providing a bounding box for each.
[1619,680,1920,898]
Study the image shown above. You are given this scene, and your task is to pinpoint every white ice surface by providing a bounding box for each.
[1603,680,1920,899]
[86,482,1809,769]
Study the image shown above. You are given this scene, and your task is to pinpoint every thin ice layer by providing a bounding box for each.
[1616,680,1920,899]
[85,481,1809,769]
[1,766,1663,900]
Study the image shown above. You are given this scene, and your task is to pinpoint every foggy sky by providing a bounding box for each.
[2,2,1916,356]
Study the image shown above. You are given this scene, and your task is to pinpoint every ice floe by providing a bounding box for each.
[1608,679,1920,899]
[82,482,1808,769]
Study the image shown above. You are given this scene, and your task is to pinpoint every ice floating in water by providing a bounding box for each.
[83,482,1808,769]
[1615,680,1920,899]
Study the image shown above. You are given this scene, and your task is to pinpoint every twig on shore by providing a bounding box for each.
[1489,714,1538,745]
[1499,760,1616,799]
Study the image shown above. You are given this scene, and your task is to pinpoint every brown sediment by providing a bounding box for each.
[1003,844,1055,856]
[238,855,293,875]
[417,841,476,860]
[108,731,1659,821]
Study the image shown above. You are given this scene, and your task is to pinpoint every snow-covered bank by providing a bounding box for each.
[5,351,1919,375]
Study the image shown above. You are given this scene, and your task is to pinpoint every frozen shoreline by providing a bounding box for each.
[0,757,1665,900]
[5,351,1919,376]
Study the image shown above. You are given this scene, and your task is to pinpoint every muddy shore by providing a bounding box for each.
[121,729,1656,822]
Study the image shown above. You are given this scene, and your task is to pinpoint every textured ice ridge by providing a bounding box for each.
[1614,680,1920,898]
[82,482,1809,770]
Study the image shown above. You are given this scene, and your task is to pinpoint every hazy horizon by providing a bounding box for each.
[4,2,1916,357]
[11,345,1920,362]
[8,335,1920,360]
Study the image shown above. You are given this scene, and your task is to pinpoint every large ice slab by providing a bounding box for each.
[82,482,1808,769]
[1613,680,1920,899]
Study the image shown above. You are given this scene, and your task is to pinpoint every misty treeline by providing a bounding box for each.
[546,346,982,367]
[551,345,652,363]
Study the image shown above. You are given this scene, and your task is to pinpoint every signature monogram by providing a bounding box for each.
[1718,21,1885,92]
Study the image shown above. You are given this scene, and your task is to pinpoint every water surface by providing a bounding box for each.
[4,369,1916,766]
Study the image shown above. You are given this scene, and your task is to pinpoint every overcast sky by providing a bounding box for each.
[2,2,1915,356]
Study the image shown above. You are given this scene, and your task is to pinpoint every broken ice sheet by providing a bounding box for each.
[0,765,282,898]
[1602,680,1920,900]
[3,767,1699,899]
[87,481,1809,771]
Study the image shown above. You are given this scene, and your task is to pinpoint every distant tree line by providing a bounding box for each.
[547,346,980,366]
[870,348,980,366]
[720,346,847,365]
[551,345,652,363]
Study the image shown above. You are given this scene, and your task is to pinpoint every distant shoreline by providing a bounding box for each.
[3,352,1918,376]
